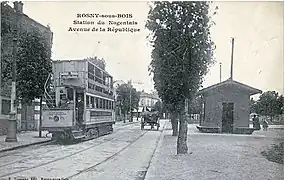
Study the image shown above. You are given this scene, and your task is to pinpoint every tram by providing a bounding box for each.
[42,59,115,142]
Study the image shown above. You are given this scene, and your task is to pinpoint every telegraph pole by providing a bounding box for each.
[219,62,222,82]
[5,6,18,142]
[129,79,132,122]
[230,38,235,80]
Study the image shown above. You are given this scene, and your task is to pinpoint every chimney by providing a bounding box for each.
[13,1,23,13]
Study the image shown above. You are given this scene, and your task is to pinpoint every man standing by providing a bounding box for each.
[252,114,261,130]
[77,96,84,127]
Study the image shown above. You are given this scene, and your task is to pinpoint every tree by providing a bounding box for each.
[116,83,140,122]
[3,29,52,136]
[1,3,52,136]
[188,95,202,115]
[254,91,284,121]
[146,1,216,154]
[249,98,257,114]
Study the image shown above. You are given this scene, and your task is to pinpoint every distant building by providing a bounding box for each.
[0,1,53,135]
[196,79,262,134]
[136,91,160,115]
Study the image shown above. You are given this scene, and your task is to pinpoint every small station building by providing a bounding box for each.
[196,79,262,134]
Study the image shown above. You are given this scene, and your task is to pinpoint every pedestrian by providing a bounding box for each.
[252,114,256,129]
[255,115,261,130]
[252,114,261,130]
[263,120,268,131]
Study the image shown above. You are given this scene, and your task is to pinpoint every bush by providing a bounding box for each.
[261,140,284,164]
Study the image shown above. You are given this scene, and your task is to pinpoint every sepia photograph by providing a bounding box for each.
[0,0,283,179]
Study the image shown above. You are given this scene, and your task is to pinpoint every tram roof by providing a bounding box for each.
[52,59,112,77]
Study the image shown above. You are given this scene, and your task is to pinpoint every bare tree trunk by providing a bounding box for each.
[177,113,188,154]
[39,96,43,137]
[123,113,126,123]
[171,112,178,136]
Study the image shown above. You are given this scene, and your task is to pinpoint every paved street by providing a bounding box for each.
[0,120,283,180]
[0,120,166,180]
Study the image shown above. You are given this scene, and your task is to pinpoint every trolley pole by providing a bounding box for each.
[5,10,18,142]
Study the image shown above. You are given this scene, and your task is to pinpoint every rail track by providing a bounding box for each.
[0,122,145,179]
[67,121,167,180]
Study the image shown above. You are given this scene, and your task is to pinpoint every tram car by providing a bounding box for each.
[42,59,115,142]
[141,107,160,130]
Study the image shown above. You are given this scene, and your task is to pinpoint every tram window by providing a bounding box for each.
[95,97,99,108]
[103,99,106,109]
[99,98,103,108]
[106,100,109,109]
[108,101,111,110]
[67,88,73,100]
[91,97,94,108]
[86,96,90,108]
[111,101,113,109]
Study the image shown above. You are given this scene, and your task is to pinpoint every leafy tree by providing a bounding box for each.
[1,2,52,135]
[2,26,52,136]
[254,91,284,121]
[146,1,216,154]
[249,98,257,114]
[188,95,202,115]
[18,29,52,136]
[85,56,106,70]
[116,83,140,122]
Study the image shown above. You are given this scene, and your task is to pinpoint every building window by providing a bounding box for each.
[1,99,11,115]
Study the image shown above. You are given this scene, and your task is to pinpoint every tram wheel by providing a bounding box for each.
[91,128,99,138]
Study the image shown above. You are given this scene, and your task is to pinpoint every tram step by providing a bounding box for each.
[73,135,85,140]
[72,130,85,139]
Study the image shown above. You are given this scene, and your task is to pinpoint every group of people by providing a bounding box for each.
[252,114,268,131]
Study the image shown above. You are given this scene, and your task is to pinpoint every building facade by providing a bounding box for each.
[197,79,262,134]
[137,91,160,112]
[0,1,53,135]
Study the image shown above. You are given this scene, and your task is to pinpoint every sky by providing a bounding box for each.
[19,0,283,95]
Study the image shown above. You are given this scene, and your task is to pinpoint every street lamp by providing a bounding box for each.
[5,16,18,142]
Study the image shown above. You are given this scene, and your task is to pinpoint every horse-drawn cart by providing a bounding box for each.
[141,111,160,130]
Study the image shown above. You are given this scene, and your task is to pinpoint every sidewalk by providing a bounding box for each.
[144,123,283,180]
[0,131,51,153]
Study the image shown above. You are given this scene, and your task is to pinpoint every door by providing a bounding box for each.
[222,103,234,133]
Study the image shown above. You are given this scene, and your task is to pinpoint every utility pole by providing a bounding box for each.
[129,79,132,122]
[230,38,235,80]
[5,6,18,142]
[219,62,222,82]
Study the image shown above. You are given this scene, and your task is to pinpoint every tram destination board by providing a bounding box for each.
[90,111,112,117]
